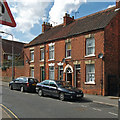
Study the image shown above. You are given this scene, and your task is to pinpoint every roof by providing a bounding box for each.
[2,39,24,55]
[25,6,118,48]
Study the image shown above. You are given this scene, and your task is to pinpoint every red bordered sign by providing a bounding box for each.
[0,0,16,27]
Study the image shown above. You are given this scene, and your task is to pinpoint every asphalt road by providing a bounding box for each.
[2,86,118,119]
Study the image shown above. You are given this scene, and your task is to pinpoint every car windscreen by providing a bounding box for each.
[56,81,72,88]
[28,78,38,84]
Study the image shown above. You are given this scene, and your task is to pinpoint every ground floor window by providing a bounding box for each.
[49,66,54,80]
[31,67,34,78]
[86,64,95,84]
[58,66,63,80]
[40,67,45,81]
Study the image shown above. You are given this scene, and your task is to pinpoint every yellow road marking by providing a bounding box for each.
[0,104,19,120]
[0,106,12,120]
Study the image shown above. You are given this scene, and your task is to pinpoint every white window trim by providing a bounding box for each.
[65,56,72,59]
[48,59,55,61]
[48,63,55,66]
[57,62,64,66]
[48,42,55,46]
[85,81,95,85]
[85,54,95,58]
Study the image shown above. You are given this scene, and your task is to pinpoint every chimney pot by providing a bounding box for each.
[116,0,120,8]
[63,13,74,26]
[42,22,52,32]
[65,13,67,16]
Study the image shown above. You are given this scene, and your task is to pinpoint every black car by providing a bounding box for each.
[36,80,84,101]
[9,77,38,92]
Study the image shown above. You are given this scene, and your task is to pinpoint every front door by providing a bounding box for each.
[66,68,72,85]
[76,70,81,88]
[40,67,45,82]
[108,75,118,96]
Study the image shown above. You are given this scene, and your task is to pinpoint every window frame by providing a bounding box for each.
[49,66,54,80]
[65,42,71,58]
[85,64,95,84]
[30,67,34,78]
[30,50,34,62]
[40,48,44,61]
[49,45,54,60]
[86,37,95,57]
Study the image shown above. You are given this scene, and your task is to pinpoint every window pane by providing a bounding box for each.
[66,42,71,58]
[30,50,34,61]
[49,66,54,79]
[86,38,95,56]
[40,48,44,60]
[49,45,54,59]
[31,68,34,77]
[86,64,95,83]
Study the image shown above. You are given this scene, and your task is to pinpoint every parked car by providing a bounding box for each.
[9,77,38,92]
[36,80,84,101]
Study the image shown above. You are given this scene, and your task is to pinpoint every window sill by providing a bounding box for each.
[85,54,95,58]
[48,59,55,61]
[40,60,44,62]
[65,57,71,60]
[30,61,34,63]
[85,82,96,85]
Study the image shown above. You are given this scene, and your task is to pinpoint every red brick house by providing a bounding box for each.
[0,38,25,81]
[24,1,120,96]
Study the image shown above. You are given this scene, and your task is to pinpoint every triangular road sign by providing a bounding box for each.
[0,0,16,27]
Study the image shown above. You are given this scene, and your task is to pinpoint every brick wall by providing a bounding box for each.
[2,66,24,82]
[104,11,120,96]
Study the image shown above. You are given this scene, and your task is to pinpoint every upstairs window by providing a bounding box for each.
[30,50,34,62]
[49,44,54,60]
[66,42,71,58]
[40,48,44,61]
[86,38,95,56]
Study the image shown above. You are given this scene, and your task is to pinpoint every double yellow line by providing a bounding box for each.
[0,104,19,120]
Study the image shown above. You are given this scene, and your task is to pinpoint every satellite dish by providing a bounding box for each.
[98,53,104,59]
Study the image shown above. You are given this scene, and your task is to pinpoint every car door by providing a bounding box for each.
[42,80,50,95]
[13,78,19,89]
[49,81,59,97]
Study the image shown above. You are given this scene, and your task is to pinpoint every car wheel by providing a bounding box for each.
[38,89,43,97]
[59,93,65,101]
[9,85,13,90]
[20,86,24,92]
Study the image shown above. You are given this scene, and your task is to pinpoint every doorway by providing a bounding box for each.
[66,67,72,85]
[75,64,81,88]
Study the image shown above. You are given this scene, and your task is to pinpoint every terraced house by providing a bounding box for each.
[24,1,120,96]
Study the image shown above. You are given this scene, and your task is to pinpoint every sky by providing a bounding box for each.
[0,0,116,43]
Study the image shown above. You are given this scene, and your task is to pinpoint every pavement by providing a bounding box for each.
[1,81,119,108]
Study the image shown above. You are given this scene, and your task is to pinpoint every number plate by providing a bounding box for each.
[76,94,82,97]
[32,84,36,86]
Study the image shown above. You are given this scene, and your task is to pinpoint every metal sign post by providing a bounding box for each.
[118,98,120,120]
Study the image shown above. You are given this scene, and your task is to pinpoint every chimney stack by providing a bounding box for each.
[63,13,74,26]
[42,22,52,33]
[116,0,120,8]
